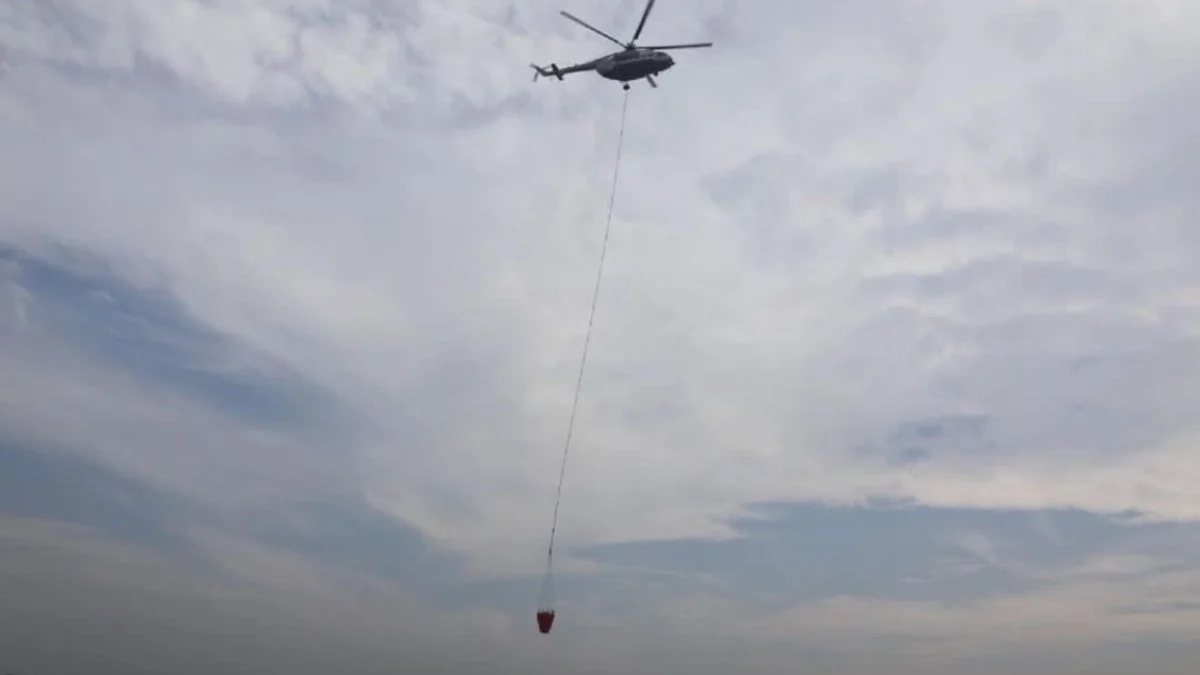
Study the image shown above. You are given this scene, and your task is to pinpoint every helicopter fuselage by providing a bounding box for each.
[595,48,674,82]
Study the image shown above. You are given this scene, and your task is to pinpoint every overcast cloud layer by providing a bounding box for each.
[3,0,1200,673]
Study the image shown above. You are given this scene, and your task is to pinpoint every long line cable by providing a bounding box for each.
[542,90,630,597]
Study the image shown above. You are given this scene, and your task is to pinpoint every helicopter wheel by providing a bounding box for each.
[622,83,630,90]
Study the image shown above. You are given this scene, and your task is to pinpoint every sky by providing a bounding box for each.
[2,0,1200,673]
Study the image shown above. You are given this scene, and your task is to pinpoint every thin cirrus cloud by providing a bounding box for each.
[2,0,1200,673]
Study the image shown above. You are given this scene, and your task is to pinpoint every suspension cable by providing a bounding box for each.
[543,89,631,593]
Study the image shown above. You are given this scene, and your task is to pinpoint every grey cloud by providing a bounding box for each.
[0,518,519,675]
[0,516,840,675]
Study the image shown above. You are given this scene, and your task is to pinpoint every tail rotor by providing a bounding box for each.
[530,63,563,82]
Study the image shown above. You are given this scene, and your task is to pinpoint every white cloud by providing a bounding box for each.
[3,0,1200,600]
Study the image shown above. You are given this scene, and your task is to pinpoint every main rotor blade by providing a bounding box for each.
[559,11,626,48]
[631,0,656,43]
[641,42,713,50]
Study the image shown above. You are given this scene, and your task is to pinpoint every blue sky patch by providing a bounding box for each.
[1,244,342,434]
[0,436,191,550]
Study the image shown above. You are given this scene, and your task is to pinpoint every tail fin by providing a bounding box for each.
[530,63,564,82]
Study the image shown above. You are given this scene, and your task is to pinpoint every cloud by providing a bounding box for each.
[571,506,1200,673]
[3,0,1200,671]
[0,515,535,675]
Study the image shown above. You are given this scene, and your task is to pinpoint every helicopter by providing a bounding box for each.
[531,0,713,90]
